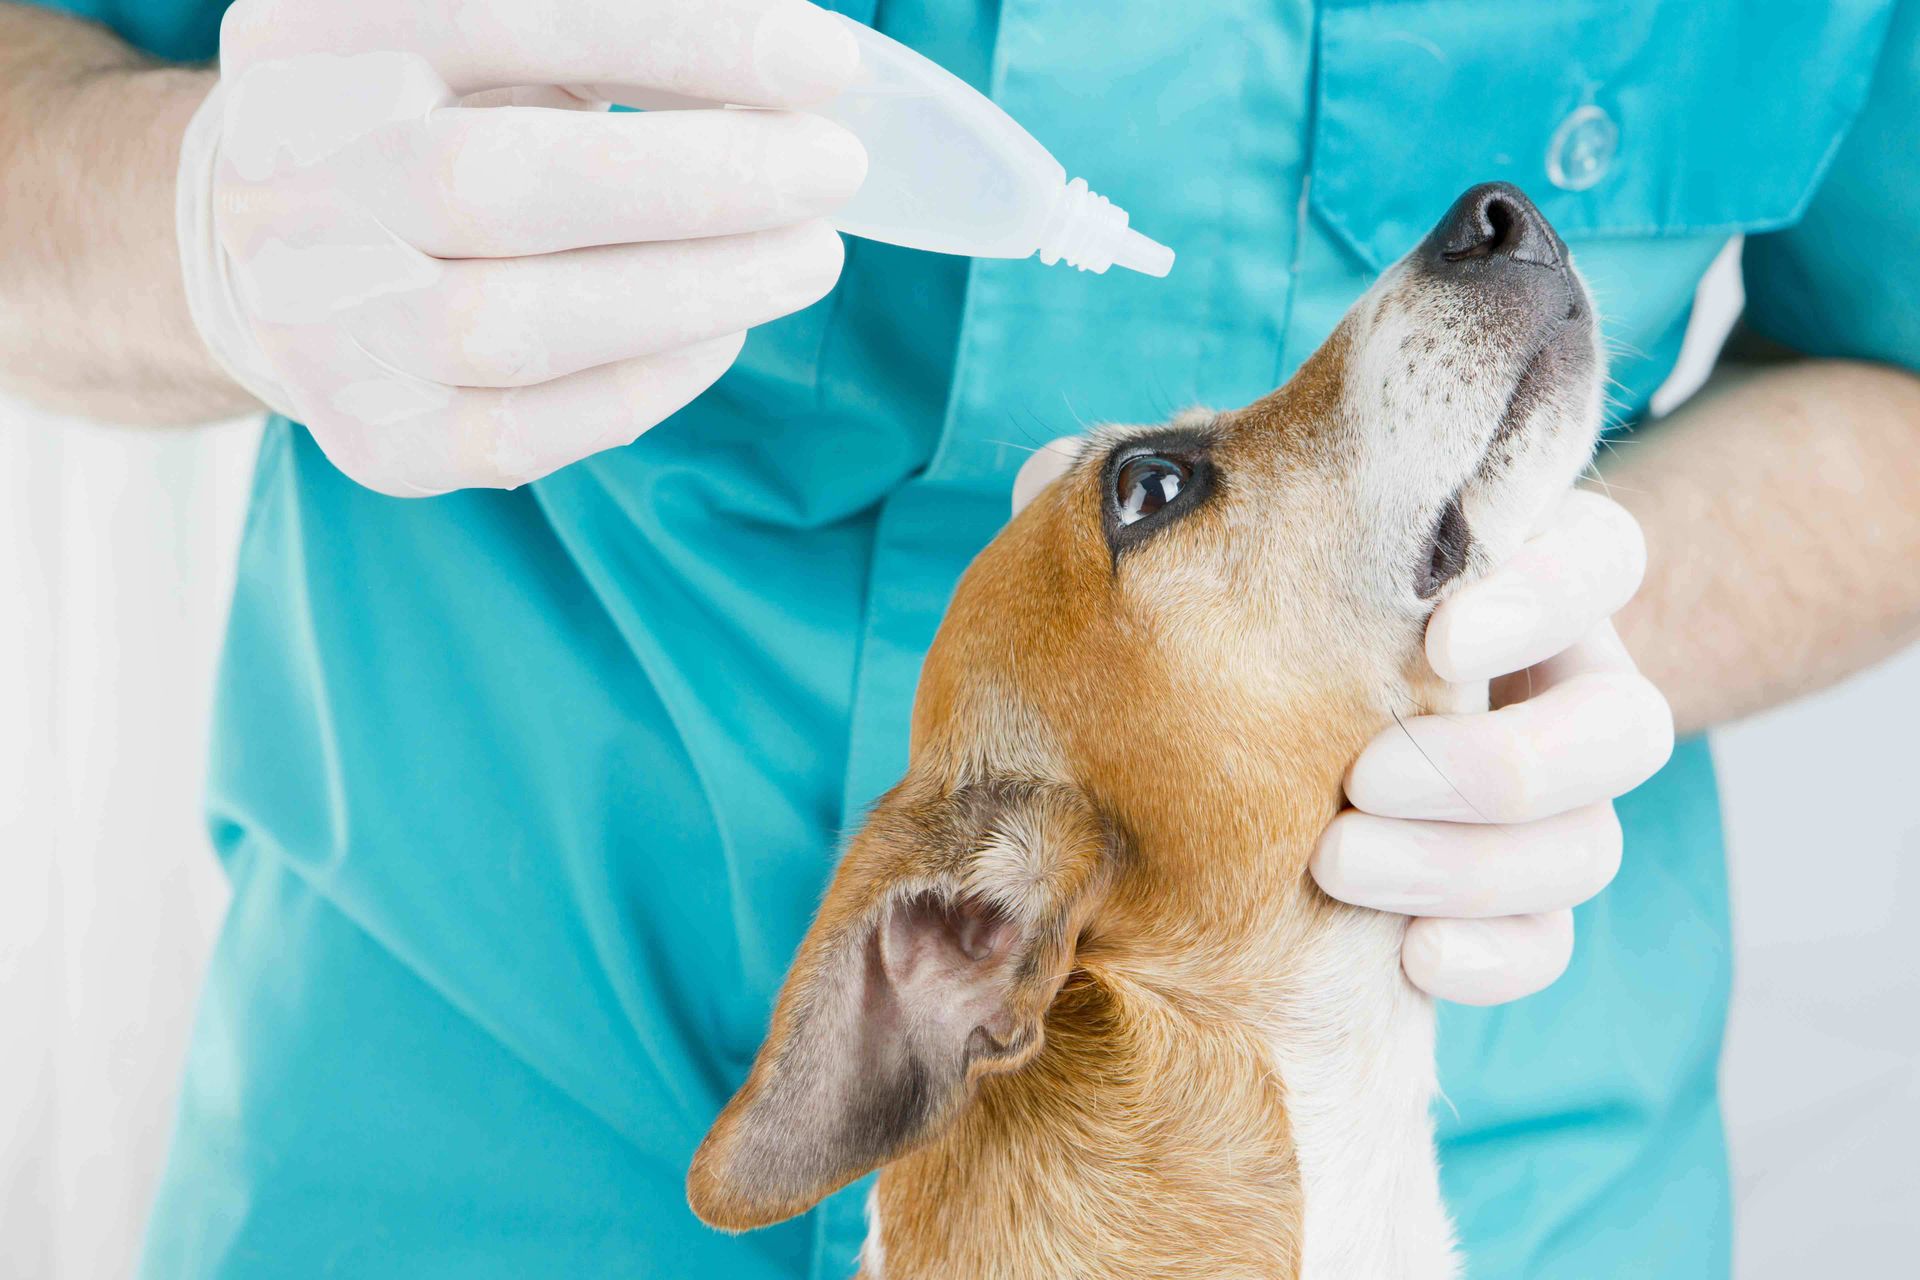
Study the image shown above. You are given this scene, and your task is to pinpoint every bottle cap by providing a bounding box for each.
[1114,228,1175,279]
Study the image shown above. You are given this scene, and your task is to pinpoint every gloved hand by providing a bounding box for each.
[1012,443,1673,1006]
[1311,488,1673,1004]
[176,0,867,495]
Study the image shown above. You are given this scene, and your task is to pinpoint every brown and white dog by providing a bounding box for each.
[688,183,1605,1279]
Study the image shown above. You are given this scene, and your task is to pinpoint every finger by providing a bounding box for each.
[358,108,867,257]
[1490,617,1669,709]
[1402,910,1574,1006]
[454,85,606,110]
[1427,489,1647,683]
[1312,802,1621,918]
[1012,437,1083,516]
[221,0,861,107]
[1347,631,1674,823]
[307,332,747,496]
[215,52,460,189]
[346,221,844,388]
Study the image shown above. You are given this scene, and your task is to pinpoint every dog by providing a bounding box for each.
[687,182,1604,1279]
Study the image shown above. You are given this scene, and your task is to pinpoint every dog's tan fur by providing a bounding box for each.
[690,187,1603,1279]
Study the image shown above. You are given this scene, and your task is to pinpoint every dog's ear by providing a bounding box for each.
[687,775,1114,1231]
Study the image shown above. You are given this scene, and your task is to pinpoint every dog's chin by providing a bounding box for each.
[1428,364,1604,603]
[1489,310,1592,459]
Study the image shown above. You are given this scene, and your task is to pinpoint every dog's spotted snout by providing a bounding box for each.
[1429,181,1566,273]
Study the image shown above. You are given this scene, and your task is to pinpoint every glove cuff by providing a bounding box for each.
[175,79,297,419]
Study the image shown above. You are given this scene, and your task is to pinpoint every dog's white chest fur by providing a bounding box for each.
[1264,907,1458,1280]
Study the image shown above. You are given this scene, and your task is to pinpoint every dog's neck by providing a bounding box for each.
[1259,903,1457,1280]
[1264,674,1476,1279]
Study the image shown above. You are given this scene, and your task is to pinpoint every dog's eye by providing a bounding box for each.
[1115,455,1190,525]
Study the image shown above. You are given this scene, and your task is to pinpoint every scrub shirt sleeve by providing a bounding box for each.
[13,0,226,65]
[1742,0,1920,372]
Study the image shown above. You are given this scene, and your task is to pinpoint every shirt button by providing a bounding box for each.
[1546,105,1618,192]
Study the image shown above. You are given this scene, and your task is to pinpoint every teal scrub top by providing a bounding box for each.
[42,0,1920,1274]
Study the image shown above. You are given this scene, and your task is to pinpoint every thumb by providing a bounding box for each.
[1011,437,1083,517]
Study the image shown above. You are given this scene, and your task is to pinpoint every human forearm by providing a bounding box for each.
[1608,356,1920,736]
[0,4,249,422]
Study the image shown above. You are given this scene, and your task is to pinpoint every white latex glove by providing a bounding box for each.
[1312,489,1675,1004]
[176,0,867,495]
[1013,443,1674,1007]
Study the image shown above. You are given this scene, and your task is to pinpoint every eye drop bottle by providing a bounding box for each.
[812,14,1175,278]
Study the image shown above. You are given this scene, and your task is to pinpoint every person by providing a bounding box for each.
[2,0,1916,1274]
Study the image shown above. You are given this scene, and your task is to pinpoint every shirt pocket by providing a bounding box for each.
[1310,0,1896,272]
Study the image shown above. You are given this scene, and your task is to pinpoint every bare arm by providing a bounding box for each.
[1609,354,1920,737]
[0,3,250,423]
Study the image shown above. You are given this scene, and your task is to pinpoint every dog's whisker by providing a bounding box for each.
[1059,390,1093,432]
[1594,437,1644,462]
[1581,464,1648,497]
[1387,701,1500,827]
[1001,409,1060,450]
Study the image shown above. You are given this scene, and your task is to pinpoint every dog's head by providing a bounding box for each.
[689,183,1604,1231]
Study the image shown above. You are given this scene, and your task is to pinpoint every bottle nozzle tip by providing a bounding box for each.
[1115,228,1175,278]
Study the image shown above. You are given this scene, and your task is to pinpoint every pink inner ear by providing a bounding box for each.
[879,893,1024,1053]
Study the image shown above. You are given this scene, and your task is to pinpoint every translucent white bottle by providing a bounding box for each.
[811,14,1174,278]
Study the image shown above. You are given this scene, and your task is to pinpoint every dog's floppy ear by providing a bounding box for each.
[687,775,1114,1231]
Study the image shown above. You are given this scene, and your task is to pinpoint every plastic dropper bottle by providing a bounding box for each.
[810,14,1174,278]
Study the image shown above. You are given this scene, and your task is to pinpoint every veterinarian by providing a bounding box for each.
[3,0,1916,1275]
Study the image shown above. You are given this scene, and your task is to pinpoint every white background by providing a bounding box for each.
[2,247,1914,1276]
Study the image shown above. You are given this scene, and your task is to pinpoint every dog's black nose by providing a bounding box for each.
[1428,182,1566,272]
